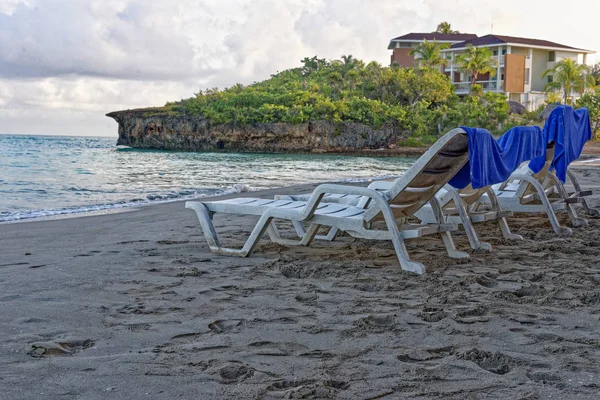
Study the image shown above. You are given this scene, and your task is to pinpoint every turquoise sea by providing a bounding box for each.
[0,134,415,222]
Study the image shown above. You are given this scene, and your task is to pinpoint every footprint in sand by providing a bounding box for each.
[397,346,455,363]
[345,314,397,336]
[248,341,308,356]
[419,306,448,322]
[526,371,562,384]
[295,293,318,303]
[218,363,254,384]
[265,379,348,398]
[453,305,489,323]
[460,348,511,375]
[208,319,244,333]
[28,338,94,358]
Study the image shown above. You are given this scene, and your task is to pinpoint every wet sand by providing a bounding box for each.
[1,169,600,399]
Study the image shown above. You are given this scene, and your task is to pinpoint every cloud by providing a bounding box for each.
[0,0,599,136]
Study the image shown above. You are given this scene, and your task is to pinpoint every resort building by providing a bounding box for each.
[388,33,595,110]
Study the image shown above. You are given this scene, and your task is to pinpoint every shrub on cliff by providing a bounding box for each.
[175,57,453,131]
[169,56,532,138]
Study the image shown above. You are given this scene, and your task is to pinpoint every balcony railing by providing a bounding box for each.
[447,55,505,68]
[453,80,504,92]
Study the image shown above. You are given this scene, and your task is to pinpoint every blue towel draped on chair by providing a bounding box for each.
[449,126,544,189]
[528,105,592,183]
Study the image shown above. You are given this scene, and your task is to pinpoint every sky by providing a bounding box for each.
[1,0,600,137]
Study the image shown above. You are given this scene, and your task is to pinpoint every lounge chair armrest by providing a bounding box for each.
[367,181,395,191]
[311,183,390,199]
[264,184,391,221]
[509,173,552,199]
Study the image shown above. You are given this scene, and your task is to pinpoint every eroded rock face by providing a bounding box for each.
[106,108,406,153]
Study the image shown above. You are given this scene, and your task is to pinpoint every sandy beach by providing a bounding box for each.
[2,167,600,399]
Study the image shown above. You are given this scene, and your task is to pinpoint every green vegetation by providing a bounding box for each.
[455,45,497,88]
[543,59,595,104]
[577,89,600,137]
[158,55,598,144]
[409,40,449,69]
[165,56,523,138]
[435,22,459,34]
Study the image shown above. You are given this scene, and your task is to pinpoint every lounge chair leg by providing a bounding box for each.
[548,172,587,227]
[498,217,523,241]
[375,202,425,274]
[567,169,600,216]
[567,204,588,227]
[267,222,320,247]
[514,174,573,235]
[315,227,340,241]
[429,196,470,259]
[186,202,273,256]
[485,188,522,240]
[389,231,426,275]
[580,197,600,217]
[445,186,491,251]
[291,220,307,238]
[440,232,470,260]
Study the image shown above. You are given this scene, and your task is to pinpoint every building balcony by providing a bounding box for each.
[446,55,504,69]
[453,80,504,94]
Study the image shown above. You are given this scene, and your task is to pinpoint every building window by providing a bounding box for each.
[493,50,498,56]
[547,75,554,83]
[502,49,507,55]
[548,51,555,62]
[525,68,530,84]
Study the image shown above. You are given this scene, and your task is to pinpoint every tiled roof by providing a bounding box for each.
[449,34,589,51]
[390,33,478,42]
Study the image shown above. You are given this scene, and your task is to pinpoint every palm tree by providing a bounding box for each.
[542,59,595,104]
[455,45,497,88]
[435,22,458,34]
[341,54,356,68]
[591,62,600,85]
[409,39,450,69]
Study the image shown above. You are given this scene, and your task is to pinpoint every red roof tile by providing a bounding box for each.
[450,34,589,51]
[391,33,478,42]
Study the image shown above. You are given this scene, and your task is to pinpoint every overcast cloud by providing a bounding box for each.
[1,0,599,136]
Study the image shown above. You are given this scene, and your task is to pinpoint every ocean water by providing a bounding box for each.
[0,134,415,222]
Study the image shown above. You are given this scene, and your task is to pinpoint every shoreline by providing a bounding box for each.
[0,181,366,225]
[4,160,600,226]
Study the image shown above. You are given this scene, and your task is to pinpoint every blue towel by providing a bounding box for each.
[449,126,544,189]
[528,105,592,183]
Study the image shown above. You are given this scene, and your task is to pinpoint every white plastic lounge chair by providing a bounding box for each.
[185,128,471,275]
[280,178,519,251]
[476,143,596,234]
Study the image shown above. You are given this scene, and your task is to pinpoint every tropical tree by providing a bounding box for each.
[542,58,595,104]
[435,22,458,34]
[409,39,450,69]
[576,89,600,137]
[455,45,497,88]
[591,62,600,85]
[341,54,356,68]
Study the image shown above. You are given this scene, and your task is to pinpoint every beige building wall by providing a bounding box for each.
[530,48,548,92]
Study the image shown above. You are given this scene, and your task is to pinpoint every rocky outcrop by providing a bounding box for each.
[508,101,527,115]
[106,108,409,154]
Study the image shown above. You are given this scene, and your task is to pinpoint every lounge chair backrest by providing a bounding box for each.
[516,142,556,198]
[364,128,469,222]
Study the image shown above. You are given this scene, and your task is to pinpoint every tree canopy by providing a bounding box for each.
[435,22,459,34]
[543,59,595,104]
[158,55,535,143]
[455,45,497,88]
[409,39,450,69]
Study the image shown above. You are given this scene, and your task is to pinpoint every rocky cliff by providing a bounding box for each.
[106,108,412,154]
